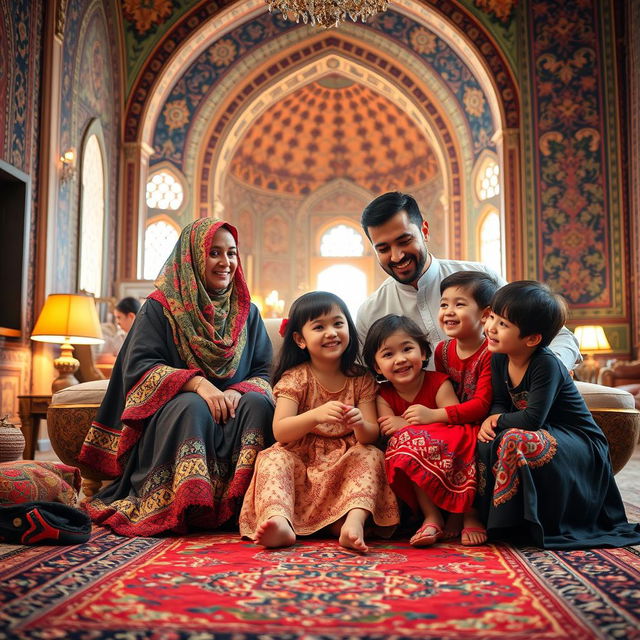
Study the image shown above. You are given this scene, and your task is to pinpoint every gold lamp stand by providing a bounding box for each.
[51,339,80,392]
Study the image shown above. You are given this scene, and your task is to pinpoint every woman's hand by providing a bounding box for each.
[313,401,349,425]
[223,389,242,419]
[196,379,234,423]
[378,415,409,436]
[403,404,440,425]
[478,414,501,442]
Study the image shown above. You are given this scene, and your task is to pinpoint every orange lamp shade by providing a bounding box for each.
[31,294,104,345]
[573,325,611,353]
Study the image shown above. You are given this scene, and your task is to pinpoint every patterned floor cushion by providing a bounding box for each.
[0,460,81,506]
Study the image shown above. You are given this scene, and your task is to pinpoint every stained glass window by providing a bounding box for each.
[146,171,184,210]
[477,160,500,201]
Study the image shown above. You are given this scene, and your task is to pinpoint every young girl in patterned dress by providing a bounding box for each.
[433,271,499,544]
[363,315,476,547]
[240,292,399,552]
[477,281,640,549]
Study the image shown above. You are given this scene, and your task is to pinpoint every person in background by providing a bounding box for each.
[114,297,141,334]
[100,297,142,358]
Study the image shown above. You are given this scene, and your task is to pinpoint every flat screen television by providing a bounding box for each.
[0,159,30,339]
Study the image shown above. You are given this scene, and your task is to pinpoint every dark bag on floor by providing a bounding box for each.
[0,502,91,545]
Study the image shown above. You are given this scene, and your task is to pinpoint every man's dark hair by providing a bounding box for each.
[490,280,567,348]
[440,271,500,310]
[362,314,432,376]
[116,297,141,315]
[361,192,424,240]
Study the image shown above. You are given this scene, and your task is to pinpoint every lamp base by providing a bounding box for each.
[575,353,599,384]
[51,341,80,393]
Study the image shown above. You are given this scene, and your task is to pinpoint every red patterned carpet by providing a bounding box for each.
[1,508,640,640]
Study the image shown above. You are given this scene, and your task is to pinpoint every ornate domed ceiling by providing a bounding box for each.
[228,76,440,196]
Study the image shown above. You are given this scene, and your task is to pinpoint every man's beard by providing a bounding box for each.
[386,254,427,285]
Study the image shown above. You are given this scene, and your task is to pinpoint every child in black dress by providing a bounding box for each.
[477,280,640,549]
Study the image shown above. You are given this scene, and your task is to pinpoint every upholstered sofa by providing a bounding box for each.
[48,319,640,496]
[599,360,640,411]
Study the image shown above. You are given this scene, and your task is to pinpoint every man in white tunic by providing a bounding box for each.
[356,191,580,371]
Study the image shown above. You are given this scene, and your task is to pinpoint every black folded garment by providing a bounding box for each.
[0,502,91,545]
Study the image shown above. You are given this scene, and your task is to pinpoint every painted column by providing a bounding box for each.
[628,0,640,354]
[33,0,66,394]
[494,127,523,281]
[120,141,154,280]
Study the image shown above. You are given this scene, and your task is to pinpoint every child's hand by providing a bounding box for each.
[313,401,349,425]
[378,415,409,436]
[403,405,439,425]
[478,414,501,442]
[343,405,364,429]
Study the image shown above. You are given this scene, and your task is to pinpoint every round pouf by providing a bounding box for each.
[47,380,112,496]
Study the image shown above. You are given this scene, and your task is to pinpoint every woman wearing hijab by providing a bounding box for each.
[79,218,274,536]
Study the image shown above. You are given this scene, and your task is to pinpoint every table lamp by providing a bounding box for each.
[573,325,611,383]
[31,293,104,392]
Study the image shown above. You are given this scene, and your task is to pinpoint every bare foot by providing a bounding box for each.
[442,513,463,540]
[254,516,296,548]
[339,521,368,553]
[338,508,369,553]
[461,510,487,546]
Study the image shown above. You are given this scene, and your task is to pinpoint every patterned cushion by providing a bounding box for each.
[0,461,81,506]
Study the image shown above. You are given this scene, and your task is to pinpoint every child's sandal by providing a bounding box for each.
[410,523,443,547]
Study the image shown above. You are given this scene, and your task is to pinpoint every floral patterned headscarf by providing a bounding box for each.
[148,218,250,380]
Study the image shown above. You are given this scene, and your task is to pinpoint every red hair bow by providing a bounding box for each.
[279,318,289,338]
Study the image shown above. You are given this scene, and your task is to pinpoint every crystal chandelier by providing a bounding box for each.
[266,0,389,28]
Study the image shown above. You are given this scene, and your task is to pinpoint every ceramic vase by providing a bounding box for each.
[0,415,25,462]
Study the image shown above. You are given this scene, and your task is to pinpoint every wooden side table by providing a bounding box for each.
[17,395,52,460]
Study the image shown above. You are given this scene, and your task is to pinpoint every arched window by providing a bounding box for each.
[78,133,105,296]
[475,158,500,201]
[317,265,367,321]
[146,170,184,210]
[320,224,364,257]
[311,223,372,321]
[479,209,503,277]
[144,218,180,280]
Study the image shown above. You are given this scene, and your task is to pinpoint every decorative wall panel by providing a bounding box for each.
[525,0,628,349]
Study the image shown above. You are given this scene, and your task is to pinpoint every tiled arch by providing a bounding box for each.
[195,36,466,256]
[124,0,519,144]
[183,24,476,190]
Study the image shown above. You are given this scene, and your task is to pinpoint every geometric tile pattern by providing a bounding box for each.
[229,78,439,195]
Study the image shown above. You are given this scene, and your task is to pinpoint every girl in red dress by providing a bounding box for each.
[363,312,488,547]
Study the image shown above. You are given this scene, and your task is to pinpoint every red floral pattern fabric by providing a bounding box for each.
[0,461,81,505]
